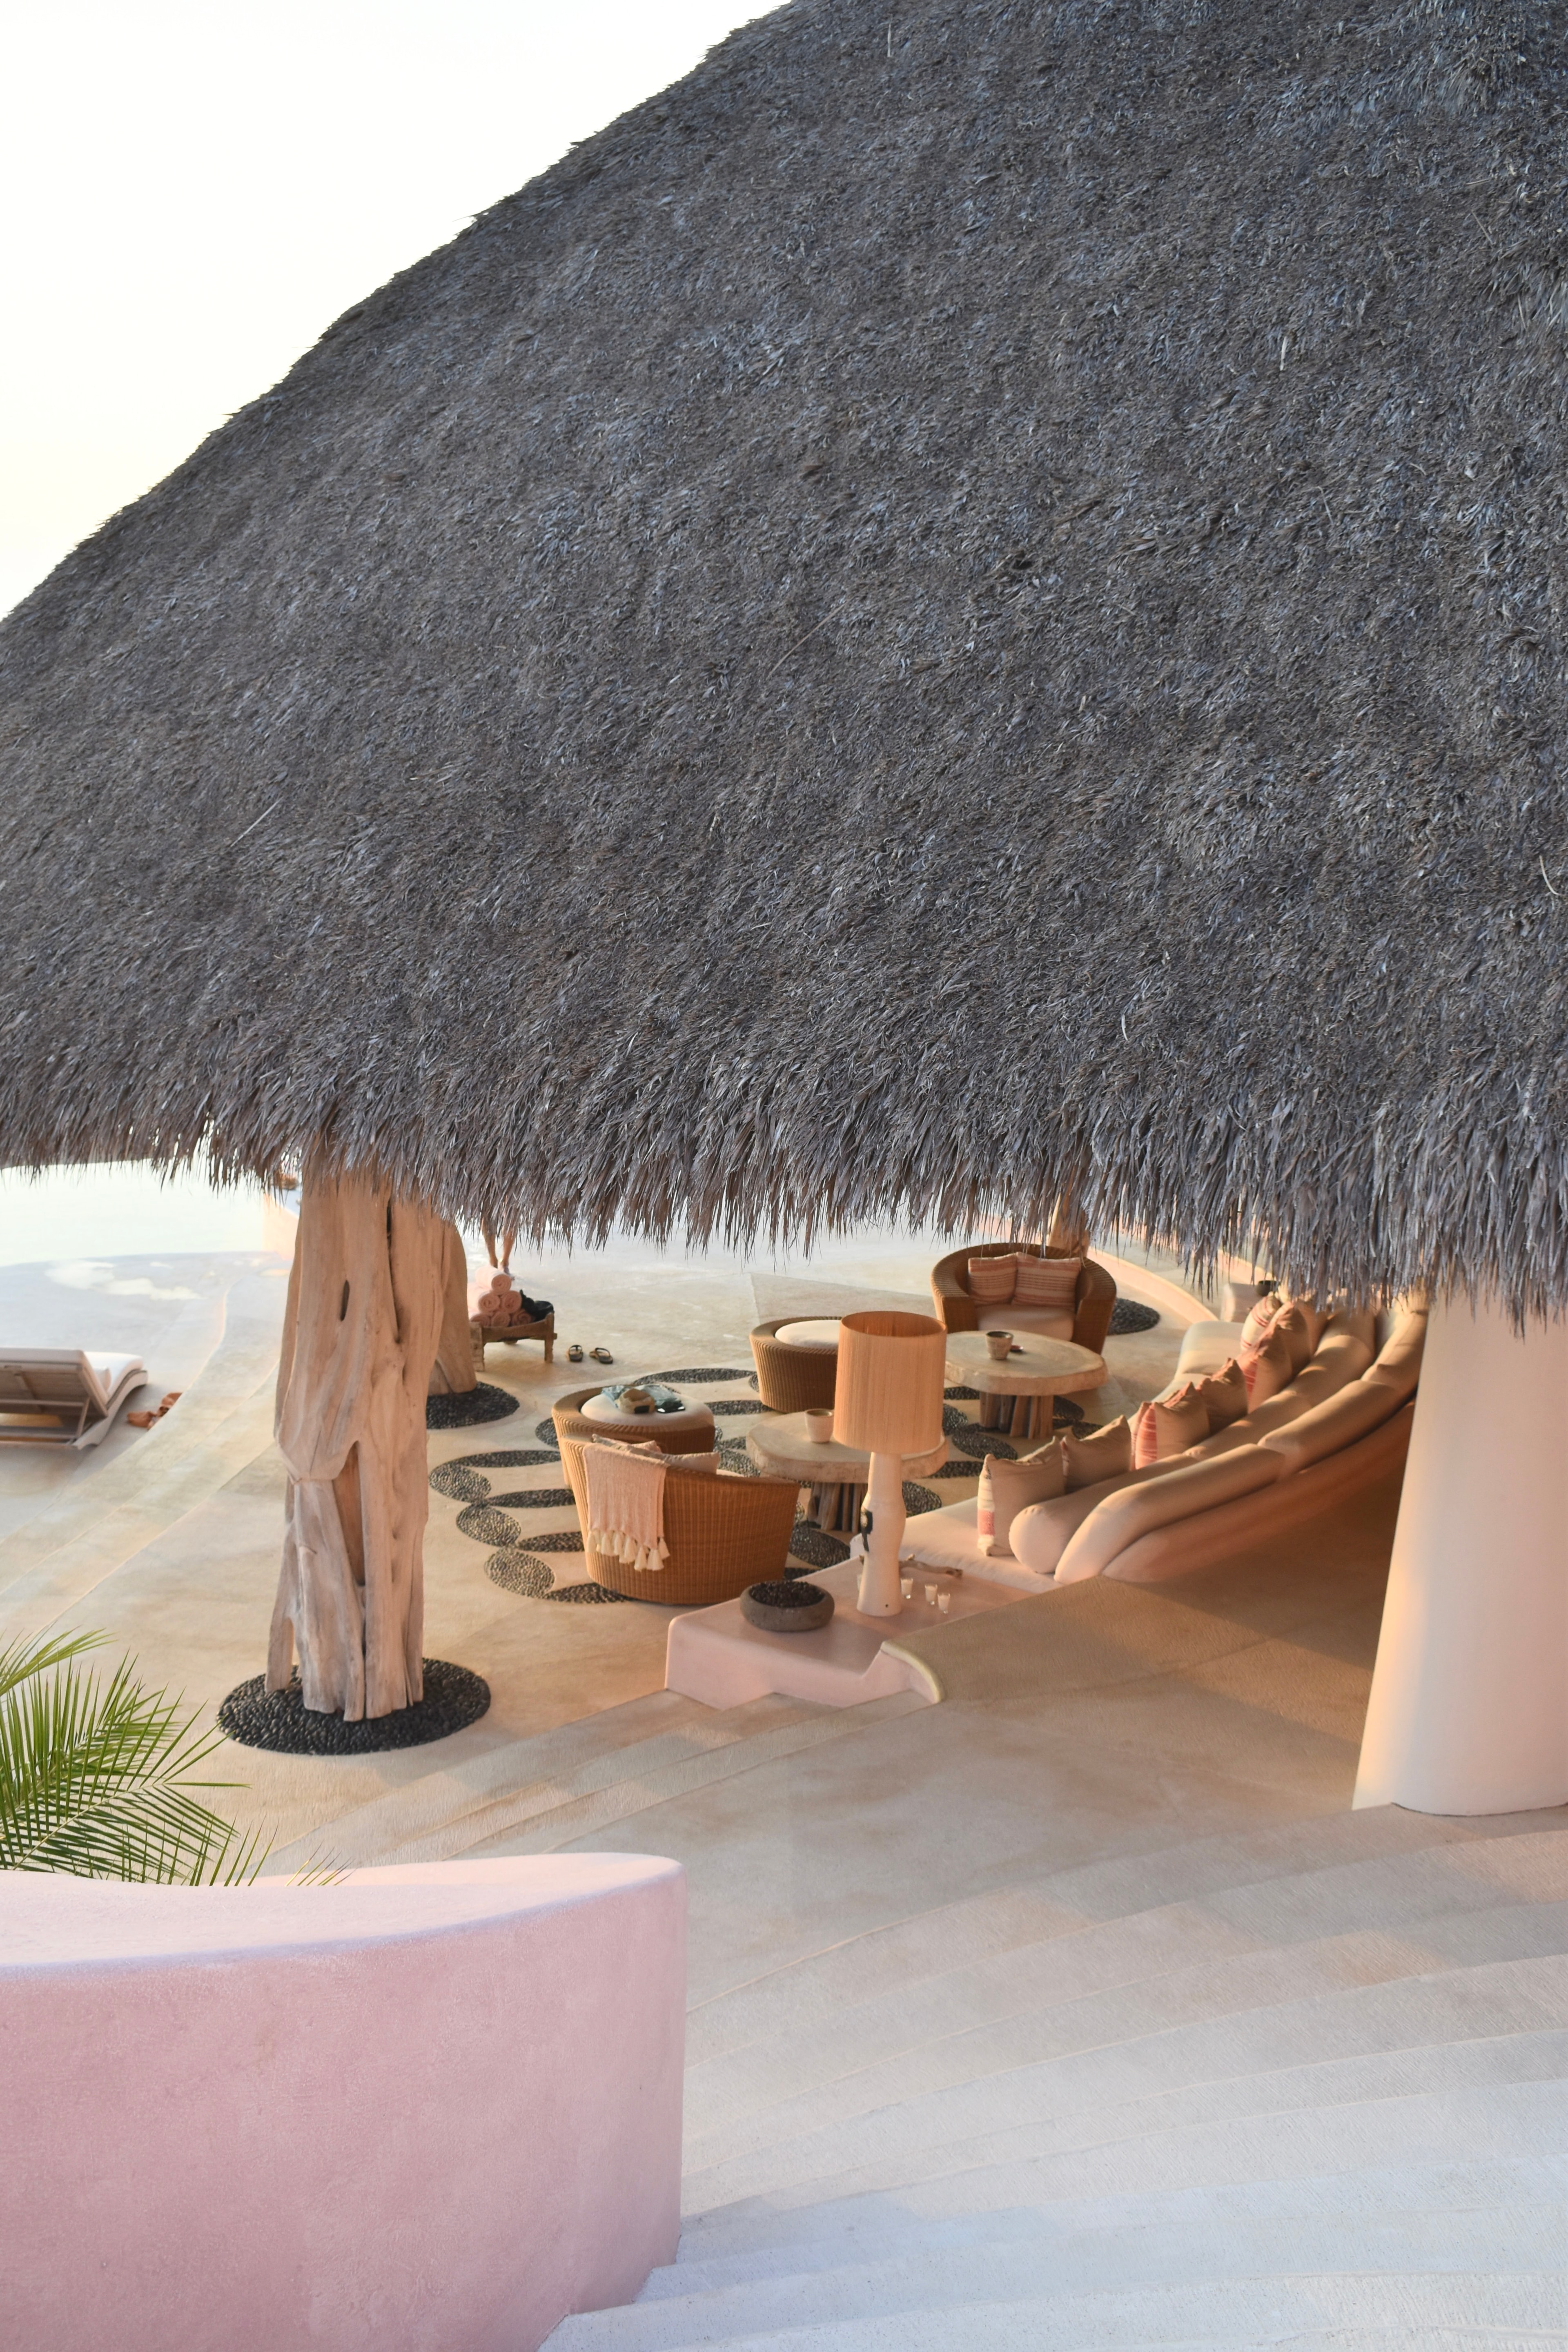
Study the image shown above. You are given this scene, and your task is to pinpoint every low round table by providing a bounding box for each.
[943,1331,1106,1445]
[578,1388,717,1448]
[746,1410,947,1533]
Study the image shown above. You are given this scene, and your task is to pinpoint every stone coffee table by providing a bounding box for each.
[943,1330,1106,1445]
[746,1410,948,1534]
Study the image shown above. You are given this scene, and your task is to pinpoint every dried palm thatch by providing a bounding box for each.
[1,0,1565,1314]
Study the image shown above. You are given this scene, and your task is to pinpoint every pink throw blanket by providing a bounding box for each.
[584,1441,669,1576]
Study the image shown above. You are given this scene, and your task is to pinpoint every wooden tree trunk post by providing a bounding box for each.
[427,1219,479,1397]
[267,1172,446,1719]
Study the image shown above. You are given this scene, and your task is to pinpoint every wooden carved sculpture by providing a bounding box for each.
[427,1218,479,1397]
[267,1172,446,1719]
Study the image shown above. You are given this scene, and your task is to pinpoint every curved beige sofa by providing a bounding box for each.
[1014,1303,1425,1586]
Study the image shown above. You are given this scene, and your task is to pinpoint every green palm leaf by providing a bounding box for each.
[0,1631,265,1883]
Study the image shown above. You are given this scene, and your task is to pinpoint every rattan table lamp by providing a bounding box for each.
[833,1310,947,1616]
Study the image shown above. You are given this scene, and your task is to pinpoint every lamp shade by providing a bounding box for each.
[833,1312,946,1456]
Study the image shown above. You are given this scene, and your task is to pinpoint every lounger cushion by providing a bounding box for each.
[1054,1445,1286,1585]
[1009,1463,1169,1577]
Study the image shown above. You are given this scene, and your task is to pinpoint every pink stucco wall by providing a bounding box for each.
[0,1853,685,2352]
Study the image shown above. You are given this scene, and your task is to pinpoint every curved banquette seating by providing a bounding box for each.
[749,1320,839,1414]
[900,1301,1426,1590]
[931,1241,1117,1355]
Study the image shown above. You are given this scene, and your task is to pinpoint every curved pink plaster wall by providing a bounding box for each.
[0,1853,685,2352]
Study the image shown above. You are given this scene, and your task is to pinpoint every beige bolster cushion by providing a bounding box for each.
[1320,1306,1378,1352]
[1258,1375,1405,1476]
[1364,1308,1428,1401]
[1186,1331,1375,1460]
[1053,1446,1286,1585]
[1009,1464,1168,1576]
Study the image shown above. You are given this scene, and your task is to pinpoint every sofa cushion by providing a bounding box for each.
[1240,1296,1281,1351]
[1364,1306,1428,1401]
[1175,1321,1246,1381]
[1013,1255,1080,1311]
[977,1443,1067,1555]
[1190,1359,1249,1428]
[1258,1376,1405,1474]
[1187,1332,1376,1459]
[967,1255,1017,1304]
[1132,1390,1208,1466]
[1054,1446,1286,1585]
[1319,1306,1379,1352]
[990,1304,1076,1341]
[1245,1323,1296,1405]
[1062,1417,1132,1488]
[1269,1302,1316,1374]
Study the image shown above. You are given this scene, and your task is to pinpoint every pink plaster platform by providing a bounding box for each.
[664,1557,1026,1709]
[0,1853,686,2352]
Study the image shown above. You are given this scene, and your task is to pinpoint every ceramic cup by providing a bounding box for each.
[804,1408,834,1442]
[984,1329,1013,1360]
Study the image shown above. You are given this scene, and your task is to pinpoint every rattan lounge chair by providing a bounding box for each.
[748,1319,840,1414]
[557,1432,800,1604]
[0,1350,147,1448]
[930,1242,1117,1355]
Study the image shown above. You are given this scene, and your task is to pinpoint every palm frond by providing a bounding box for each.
[0,1633,266,1883]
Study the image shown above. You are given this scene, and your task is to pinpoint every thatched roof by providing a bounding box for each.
[2,0,1565,1312]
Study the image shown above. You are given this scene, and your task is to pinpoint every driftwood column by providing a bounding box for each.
[268,1172,446,1719]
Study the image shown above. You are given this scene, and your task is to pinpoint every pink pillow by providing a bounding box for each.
[967,1255,1018,1304]
[976,1443,1067,1556]
[1012,1254,1080,1311]
[1192,1358,1249,1428]
[1239,1295,1280,1351]
[1269,1302,1315,1375]
[1244,1324,1295,1406]
[1131,1388,1209,1467]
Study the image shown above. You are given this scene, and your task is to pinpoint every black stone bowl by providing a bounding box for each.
[740,1580,834,1634]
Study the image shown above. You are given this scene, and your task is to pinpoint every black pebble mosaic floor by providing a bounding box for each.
[433,1376,1005,1605]
[218,1659,490,1753]
[425,1383,520,1431]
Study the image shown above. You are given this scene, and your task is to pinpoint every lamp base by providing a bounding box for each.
[855,1450,906,1617]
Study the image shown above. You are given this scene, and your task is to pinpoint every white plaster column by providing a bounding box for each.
[1354,1291,1568,1815]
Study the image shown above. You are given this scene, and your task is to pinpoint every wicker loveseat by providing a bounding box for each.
[551,1385,717,1456]
[931,1242,1117,1356]
[557,1433,800,1604]
[748,1319,839,1414]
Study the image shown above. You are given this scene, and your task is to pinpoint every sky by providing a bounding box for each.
[0,0,769,619]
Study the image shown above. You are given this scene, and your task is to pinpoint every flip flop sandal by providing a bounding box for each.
[567,1343,584,1363]
[590,1346,615,1364]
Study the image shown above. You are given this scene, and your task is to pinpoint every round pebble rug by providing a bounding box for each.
[218,1660,490,1754]
[425,1383,519,1430]
[1107,1299,1160,1336]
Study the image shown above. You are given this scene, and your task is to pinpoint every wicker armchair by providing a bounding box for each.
[550,1385,717,1457]
[748,1319,839,1414]
[557,1433,800,1604]
[930,1242,1117,1355]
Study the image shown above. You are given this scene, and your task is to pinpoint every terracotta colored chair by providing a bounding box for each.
[557,1433,800,1605]
[551,1385,717,1457]
[748,1319,839,1414]
[930,1241,1116,1355]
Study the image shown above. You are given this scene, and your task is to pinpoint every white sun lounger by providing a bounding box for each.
[0,1350,148,1448]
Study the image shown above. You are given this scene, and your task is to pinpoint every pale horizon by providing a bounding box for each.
[0,0,771,620]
